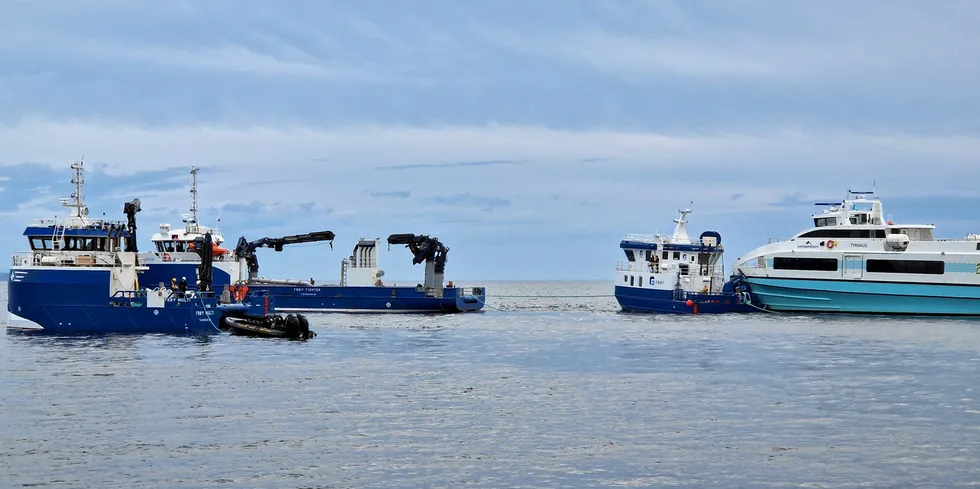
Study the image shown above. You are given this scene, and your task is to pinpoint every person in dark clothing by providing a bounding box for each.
[178,277,188,295]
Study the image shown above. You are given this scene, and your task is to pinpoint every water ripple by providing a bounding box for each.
[3,281,980,487]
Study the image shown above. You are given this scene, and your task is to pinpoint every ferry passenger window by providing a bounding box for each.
[638,276,642,287]
[866,259,944,275]
[690,255,696,263]
[623,275,628,283]
[630,276,634,286]
[773,257,838,271]
[662,251,668,260]
[673,252,681,260]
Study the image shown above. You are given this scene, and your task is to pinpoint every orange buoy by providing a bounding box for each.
[685,299,693,307]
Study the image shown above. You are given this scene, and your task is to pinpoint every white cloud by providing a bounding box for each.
[0,119,977,227]
[474,2,980,87]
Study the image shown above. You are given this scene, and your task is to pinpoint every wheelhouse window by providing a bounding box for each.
[29,237,52,250]
[773,257,839,271]
[662,251,669,260]
[866,260,944,275]
[799,229,886,239]
[156,240,194,252]
[813,217,838,227]
[673,252,681,260]
[624,250,636,261]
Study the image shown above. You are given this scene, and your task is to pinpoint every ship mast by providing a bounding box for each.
[65,158,88,220]
[189,166,199,224]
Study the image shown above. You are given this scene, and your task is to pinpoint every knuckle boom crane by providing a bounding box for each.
[234,230,336,281]
[386,234,449,290]
[123,198,141,253]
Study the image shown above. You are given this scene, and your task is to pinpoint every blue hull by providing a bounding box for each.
[139,262,232,290]
[7,268,221,334]
[245,284,486,313]
[615,286,756,314]
[744,277,980,316]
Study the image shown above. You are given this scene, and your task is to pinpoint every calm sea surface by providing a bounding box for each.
[2,281,980,488]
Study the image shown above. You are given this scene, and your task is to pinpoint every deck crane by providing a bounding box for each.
[386,234,449,289]
[234,230,336,281]
[122,198,141,253]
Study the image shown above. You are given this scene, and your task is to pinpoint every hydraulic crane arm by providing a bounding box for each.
[234,230,335,279]
[122,198,141,253]
[386,233,448,272]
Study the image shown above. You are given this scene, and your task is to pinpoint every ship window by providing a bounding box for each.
[29,237,52,250]
[623,275,628,283]
[866,259,944,275]
[813,217,839,227]
[799,229,886,239]
[630,275,635,286]
[638,276,642,287]
[662,251,668,260]
[624,250,636,261]
[977,243,980,251]
[773,257,839,271]
[673,252,680,260]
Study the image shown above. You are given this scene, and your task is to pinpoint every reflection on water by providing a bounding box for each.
[3,281,980,488]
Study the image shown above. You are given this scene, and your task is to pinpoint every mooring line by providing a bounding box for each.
[485,294,616,299]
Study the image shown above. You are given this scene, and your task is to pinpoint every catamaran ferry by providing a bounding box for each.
[736,190,980,315]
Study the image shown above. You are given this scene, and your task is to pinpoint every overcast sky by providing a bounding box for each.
[1,0,978,281]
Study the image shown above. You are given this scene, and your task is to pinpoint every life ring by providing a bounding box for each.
[162,253,171,262]
[826,240,836,249]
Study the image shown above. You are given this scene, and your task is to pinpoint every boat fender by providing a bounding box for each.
[297,314,310,338]
[285,314,300,337]
[826,240,836,249]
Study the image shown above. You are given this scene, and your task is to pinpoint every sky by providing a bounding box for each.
[1,0,978,281]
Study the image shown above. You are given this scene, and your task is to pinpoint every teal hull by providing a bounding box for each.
[745,277,980,316]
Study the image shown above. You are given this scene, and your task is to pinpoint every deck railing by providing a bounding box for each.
[11,250,118,267]
[622,234,661,242]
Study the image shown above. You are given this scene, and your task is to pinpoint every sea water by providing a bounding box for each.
[2,281,979,487]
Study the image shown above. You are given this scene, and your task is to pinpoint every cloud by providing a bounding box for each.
[474,2,980,90]
[377,160,518,171]
[369,190,412,198]
[428,193,510,211]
